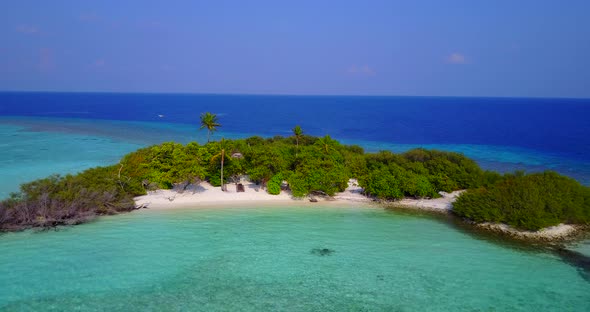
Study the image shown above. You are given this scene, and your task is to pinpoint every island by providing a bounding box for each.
[1,122,588,242]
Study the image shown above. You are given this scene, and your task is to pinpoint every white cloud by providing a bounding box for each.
[446,53,467,64]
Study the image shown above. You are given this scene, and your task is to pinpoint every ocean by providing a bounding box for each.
[1,92,589,311]
[1,206,589,311]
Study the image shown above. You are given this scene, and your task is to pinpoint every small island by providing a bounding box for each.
[1,114,589,242]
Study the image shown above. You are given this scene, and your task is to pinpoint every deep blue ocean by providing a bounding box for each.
[2,92,589,157]
[1,92,590,195]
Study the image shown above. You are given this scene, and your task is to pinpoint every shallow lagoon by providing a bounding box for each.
[1,206,588,311]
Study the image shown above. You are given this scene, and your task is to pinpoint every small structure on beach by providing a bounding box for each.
[236,183,245,192]
[231,152,243,159]
[280,181,289,191]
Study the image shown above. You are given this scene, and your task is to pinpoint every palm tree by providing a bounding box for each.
[292,125,303,155]
[200,112,221,143]
[211,138,228,191]
[317,135,334,154]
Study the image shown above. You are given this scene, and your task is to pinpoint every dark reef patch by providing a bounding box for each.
[311,248,335,256]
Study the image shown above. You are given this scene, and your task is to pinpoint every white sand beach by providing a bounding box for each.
[134,179,374,209]
[134,179,462,210]
[390,190,465,212]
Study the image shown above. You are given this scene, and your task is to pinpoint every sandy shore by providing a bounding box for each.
[134,179,459,210]
[475,222,580,241]
[134,179,374,209]
[386,190,465,212]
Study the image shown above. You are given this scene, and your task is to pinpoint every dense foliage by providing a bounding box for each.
[453,171,590,231]
[267,174,283,195]
[359,149,491,200]
[119,141,207,191]
[0,166,137,231]
[2,127,589,233]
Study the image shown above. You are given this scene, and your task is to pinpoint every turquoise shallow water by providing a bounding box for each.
[0,122,141,199]
[0,206,589,311]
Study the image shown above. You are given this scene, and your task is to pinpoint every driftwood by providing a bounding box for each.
[308,190,329,202]
[134,203,149,210]
[309,190,329,197]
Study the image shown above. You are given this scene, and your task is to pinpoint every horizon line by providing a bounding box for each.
[0,89,589,101]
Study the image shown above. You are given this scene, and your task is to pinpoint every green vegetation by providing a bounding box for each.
[453,171,590,231]
[199,112,221,143]
[359,149,487,200]
[210,138,229,191]
[1,119,589,233]
[267,174,283,195]
[292,125,303,154]
[0,166,137,231]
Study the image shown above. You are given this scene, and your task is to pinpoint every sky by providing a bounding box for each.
[1,0,589,98]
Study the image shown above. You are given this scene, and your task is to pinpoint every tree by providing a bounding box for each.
[453,171,590,231]
[200,112,221,143]
[316,135,336,155]
[211,138,228,191]
[293,125,303,151]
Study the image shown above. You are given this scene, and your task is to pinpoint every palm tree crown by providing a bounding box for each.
[200,112,221,143]
[293,125,303,148]
[317,135,334,154]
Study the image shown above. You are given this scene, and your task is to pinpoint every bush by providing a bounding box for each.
[362,167,403,200]
[120,142,205,190]
[0,166,137,231]
[267,174,282,195]
[360,148,486,199]
[208,174,223,187]
[453,171,590,231]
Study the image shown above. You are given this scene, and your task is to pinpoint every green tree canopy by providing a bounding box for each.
[293,125,303,150]
[453,171,590,231]
[200,112,221,142]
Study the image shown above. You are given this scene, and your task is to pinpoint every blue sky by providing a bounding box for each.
[1,0,589,98]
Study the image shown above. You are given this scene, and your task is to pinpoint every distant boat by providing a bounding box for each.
[158,114,165,118]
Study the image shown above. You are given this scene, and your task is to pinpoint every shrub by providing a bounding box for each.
[0,166,136,231]
[267,174,282,195]
[453,171,590,231]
